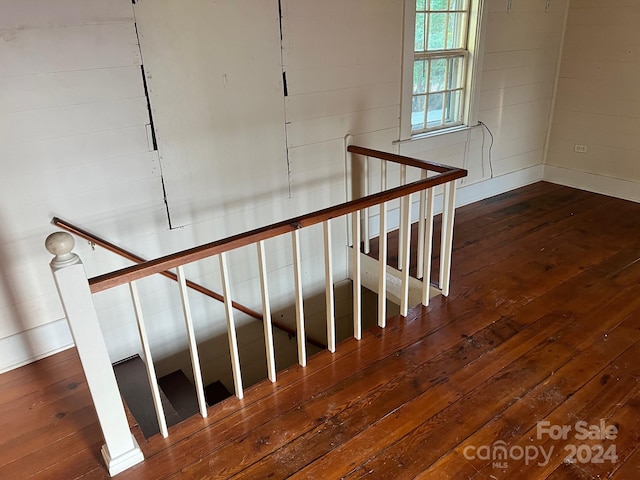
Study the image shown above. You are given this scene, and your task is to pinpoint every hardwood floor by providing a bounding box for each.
[2,181,640,479]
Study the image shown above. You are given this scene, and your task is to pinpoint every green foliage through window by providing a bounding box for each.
[411,0,470,133]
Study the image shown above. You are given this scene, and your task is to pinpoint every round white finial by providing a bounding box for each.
[46,232,74,255]
[46,232,79,268]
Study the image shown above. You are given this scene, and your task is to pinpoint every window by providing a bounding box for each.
[401,0,485,138]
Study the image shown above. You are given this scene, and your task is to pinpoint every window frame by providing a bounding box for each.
[400,0,486,141]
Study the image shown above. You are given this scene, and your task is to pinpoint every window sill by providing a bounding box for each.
[393,124,476,145]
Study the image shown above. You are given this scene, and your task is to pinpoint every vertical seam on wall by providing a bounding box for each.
[542,0,571,170]
[277,0,293,198]
[132,6,174,229]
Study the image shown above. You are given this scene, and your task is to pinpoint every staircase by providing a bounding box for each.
[44,143,467,476]
[114,355,231,439]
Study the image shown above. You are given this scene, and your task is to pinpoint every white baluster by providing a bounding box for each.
[291,230,307,366]
[439,180,458,296]
[352,210,362,340]
[400,194,412,316]
[46,232,143,477]
[417,170,427,279]
[256,241,277,382]
[363,155,370,255]
[422,187,435,306]
[129,281,168,438]
[344,134,354,247]
[176,265,208,417]
[398,164,407,269]
[219,252,244,398]
[378,159,388,328]
[323,221,336,353]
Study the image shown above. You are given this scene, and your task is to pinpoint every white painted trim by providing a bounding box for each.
[399,0,417,141]
[399,0,487,141]
[51,256,142,468]
[350,247,438,310]
[101,436,144,477]
[544,165,640,204]
[456,164,544,208]
[465,0,487,128]
[0,318,73,374]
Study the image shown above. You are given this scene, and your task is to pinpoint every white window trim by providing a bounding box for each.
[399,0,487,142]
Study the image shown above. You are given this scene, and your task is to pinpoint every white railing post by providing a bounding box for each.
[176,265,209,416]
[398,164,407,270]
[323,221,336,353]
[378,160,388,328]
[45,232,143,477]
[291,229,307,366]
[417,171,428,280]
[363,156,370,255]
[352,210,362,340]
[399,194,412,316]
[219,252,244,399]
[257,241,277,381]
[422,187,436,306]
[129,281,168,438]
[439,180,458,297]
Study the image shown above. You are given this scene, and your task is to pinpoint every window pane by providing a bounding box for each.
[415,13,426,52]
[428,58,446,92]
[414,60,428,94]
[446,13,467,49]
[412,95,426,131]
[445,90,462,124]
[410,0,472,134]
[429,0,448,10]
[427,13,446,50]
[427,93,444,128]
[447,56,464,89]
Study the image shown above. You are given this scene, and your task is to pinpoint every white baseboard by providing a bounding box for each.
[544,165,640,204]
[0,318,73,374]
[368,164,544,237]
[456,164,545,208]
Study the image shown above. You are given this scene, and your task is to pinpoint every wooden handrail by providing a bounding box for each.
[347,145,459,173]
[52,217,263,320]
[89,165,465,293]
[52,217,327,349]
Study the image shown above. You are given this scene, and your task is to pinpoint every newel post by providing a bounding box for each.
[46,232,144,476]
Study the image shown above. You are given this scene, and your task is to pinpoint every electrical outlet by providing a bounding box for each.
[574,144,588,154]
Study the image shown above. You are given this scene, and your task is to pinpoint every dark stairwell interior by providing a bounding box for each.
[113,355,231,438]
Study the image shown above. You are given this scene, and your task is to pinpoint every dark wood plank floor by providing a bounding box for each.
[2,181,640,479]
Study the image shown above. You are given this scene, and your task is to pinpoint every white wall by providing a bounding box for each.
[0,0,163,371]
[545,0,640,202]
[369,0,568,230]
[0,0,570,384]
[476,0,566,179]
[133,0,291,229]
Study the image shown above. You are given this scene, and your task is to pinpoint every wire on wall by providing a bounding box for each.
[478,121,495,179]
[460,126,472,185]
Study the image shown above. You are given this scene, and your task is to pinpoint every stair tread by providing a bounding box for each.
[158,370,200,421]
[113,355,181,438]
[205,380,232,406]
